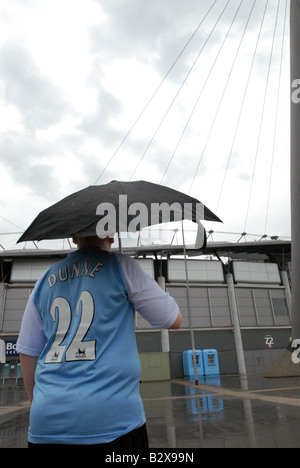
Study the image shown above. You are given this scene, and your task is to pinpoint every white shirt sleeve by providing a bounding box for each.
[16,286,46,357]
[116,254,179,329]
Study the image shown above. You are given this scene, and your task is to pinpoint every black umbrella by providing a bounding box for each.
[17,180,222,387]
[17,180,222,243]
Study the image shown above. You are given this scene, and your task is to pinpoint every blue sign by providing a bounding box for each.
[5,340,19,357]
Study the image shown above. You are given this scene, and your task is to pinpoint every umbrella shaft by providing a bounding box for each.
[181,223,198,385]
[118,232,122,254]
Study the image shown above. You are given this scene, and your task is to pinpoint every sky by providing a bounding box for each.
[0,0,291,250]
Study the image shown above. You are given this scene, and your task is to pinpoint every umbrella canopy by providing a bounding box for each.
[17,180,222,243]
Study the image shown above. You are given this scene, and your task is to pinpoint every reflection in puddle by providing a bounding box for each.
[184,377,224,422]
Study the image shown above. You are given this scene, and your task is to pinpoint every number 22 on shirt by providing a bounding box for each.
[45,290,96,364]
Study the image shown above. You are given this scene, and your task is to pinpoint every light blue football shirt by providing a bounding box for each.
[17,247,179,445]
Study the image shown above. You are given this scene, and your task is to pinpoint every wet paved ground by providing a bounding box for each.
[1,375,300,448]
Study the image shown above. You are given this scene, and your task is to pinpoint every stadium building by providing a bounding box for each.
[0,239,291,382]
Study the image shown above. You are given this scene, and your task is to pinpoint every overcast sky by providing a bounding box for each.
[0,0,291,250]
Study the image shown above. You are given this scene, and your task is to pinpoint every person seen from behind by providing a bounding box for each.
[17,235,182,448]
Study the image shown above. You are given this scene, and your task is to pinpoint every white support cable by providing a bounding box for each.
[187,0,257,194]
[93,0,219,185]
[129,0,231,182]
[0,232,23,235]
[264,0,289,234]
[0,1,288,252]
[90,0,289,246]
[210,0,271,231]
[0,216,39,249]
[161,0,250,187]
[0,215,25,232]
[243,0,281,232]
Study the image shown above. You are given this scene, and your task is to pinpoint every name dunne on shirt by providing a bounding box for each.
[47,261,104,288]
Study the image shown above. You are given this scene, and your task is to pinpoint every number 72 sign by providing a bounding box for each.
[265,335,274,348]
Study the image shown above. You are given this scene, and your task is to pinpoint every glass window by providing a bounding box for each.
[271,297,288,317]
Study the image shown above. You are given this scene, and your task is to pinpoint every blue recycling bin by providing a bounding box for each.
[3,362,10,378]
[182,350,204,377]
[184,382,208,416]
[16,362,22,379]
[202,349,220,376]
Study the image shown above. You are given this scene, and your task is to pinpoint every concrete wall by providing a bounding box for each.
[136,328,291,377]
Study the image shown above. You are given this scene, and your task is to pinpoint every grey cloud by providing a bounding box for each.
[89,0,287,89]
[90,0,172,60]
[89,0,220,69]
[0,130,58,200]
[79,87,123,143]
[0,41,70,131]
[79,154,117,186]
